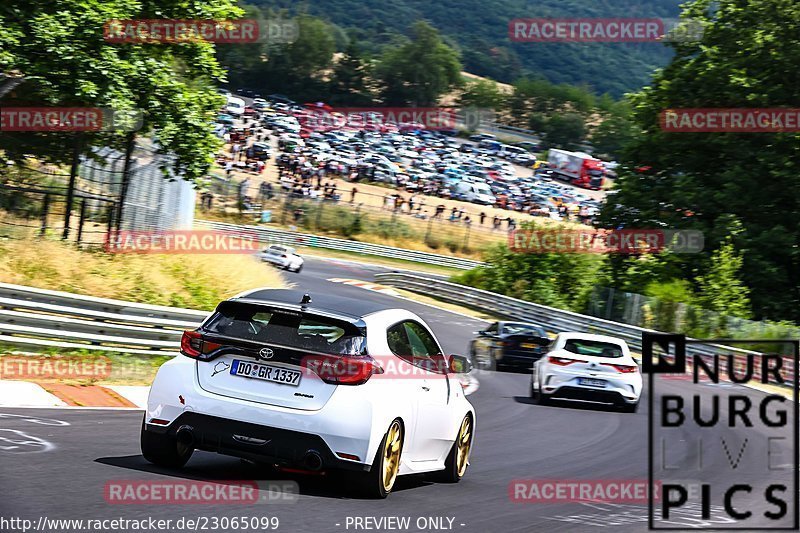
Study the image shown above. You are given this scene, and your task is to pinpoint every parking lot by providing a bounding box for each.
[212,94,610,232]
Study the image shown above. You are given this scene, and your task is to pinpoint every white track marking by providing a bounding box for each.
[0,381,66,407]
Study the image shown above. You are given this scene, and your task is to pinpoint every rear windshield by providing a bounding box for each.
[503,323,547,337]
[562,339,624,358]
[267,246,292,254]
[203,302,366,355]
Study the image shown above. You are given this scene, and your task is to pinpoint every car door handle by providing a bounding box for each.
[421,386,430,391]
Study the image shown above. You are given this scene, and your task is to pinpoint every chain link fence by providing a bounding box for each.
[587,286,800,352]
[198,174,532,256]
[0,142,194,246]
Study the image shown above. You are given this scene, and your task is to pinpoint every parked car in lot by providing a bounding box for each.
[514,141,540,152]
[216,113,236,126]
[453,181,496,205]
[498,145,528,160]
[141,289,476,498]
[530,333,641,412]
[513,153,537,167]
[259,245,304,273]
[225,96,246,116]
[470,322,550,371]
[246,142,271,161]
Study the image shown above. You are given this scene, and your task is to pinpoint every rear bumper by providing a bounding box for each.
[146,412,369,472]
[146,357,378,472]
[497,351,544,368]
[261,257,290,268]
[540,368,641,404]
[545,386,637,405]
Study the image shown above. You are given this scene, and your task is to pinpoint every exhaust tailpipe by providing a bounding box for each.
[176,425,195,448]
[303,450,323,471]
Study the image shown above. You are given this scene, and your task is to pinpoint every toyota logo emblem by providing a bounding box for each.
[258,348,274,360]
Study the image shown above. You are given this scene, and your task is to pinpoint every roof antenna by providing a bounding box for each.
[301,293,312,305]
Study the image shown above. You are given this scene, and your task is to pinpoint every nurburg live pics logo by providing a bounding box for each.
[643,332,799,530]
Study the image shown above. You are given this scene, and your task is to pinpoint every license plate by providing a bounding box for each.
[578,378,606,388]
[230,359,301,386]
[521,343,539,349]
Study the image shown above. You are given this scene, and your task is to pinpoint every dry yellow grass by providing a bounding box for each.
[0,239,285,310]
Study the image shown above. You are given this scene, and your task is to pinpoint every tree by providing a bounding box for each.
[1,0,240,237]
[542,113,586,149]
[451,222,606,312]
[219,13,335,101]
[695,239,752,320]
[328,39,373,105]
[375,21,461,106]
[458,79,505,110]
[600,0,800,321]
[1,0,140,238]
[591,113,639,159]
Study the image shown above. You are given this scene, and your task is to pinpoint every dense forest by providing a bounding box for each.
[253,0,684,96]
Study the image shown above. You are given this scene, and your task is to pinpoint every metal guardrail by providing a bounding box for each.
[195,220,485,270]
[372,272,791,380]
[0,274,785,384]
[0,283,206,355]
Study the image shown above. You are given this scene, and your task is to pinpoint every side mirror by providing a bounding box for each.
[447,354,473,374]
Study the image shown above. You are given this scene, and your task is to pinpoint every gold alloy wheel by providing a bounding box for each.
[456,416,472,477]
[382,421,403,492]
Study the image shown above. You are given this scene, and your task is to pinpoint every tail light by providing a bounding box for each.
[549,356,579,366]
[302,354,383,385]
[180,331,222,360]
[606,364,639,373]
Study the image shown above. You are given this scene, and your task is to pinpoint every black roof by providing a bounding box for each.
[232,289,392,320]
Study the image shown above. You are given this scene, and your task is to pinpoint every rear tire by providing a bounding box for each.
[353,420,403,499]
[432,415,473,483]
[532,377,549,405]
[475,348,493,371]
[140,421,193,469]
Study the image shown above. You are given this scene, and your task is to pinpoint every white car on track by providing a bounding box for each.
[260,244,304,273]
[142,290,476,498]
[530,332,642,412]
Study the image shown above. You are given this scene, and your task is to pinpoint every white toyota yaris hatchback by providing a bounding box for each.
[142,289,476,498]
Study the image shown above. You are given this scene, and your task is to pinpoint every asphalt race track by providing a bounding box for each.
[0,257,794,532]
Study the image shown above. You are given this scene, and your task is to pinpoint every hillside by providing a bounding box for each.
[257,0,685,96]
